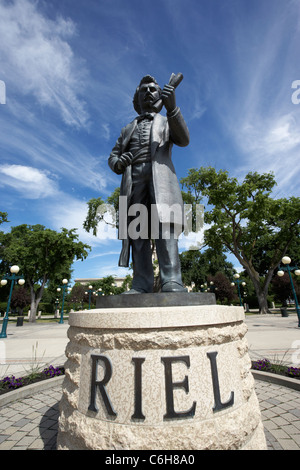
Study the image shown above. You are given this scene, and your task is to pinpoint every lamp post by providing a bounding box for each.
[0,266,25,338]
[97,288,103,297]
[277,256,300,327]
[57,279,70,324]
[85,285,95,310]
[231,274,246,307]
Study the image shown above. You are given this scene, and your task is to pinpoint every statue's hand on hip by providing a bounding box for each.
[115,152,133,173]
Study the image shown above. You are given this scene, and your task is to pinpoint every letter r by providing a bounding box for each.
[88,354,117,416]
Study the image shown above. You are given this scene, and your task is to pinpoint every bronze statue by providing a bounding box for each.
[108,74,189,293]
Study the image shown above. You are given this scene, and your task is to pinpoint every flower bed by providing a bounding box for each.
[0,365,64,395]
[251,359,300,380]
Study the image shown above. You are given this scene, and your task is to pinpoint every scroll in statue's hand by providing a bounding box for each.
[161,84,176,114]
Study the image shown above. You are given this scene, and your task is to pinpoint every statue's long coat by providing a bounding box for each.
[108,107,189,267]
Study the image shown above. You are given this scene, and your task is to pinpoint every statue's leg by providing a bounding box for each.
[131,238,154,293]
[128,162,154,293]
[155,225,186,292]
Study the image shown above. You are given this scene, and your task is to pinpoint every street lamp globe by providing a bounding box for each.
[242,282,246,286]
[282,256,291,265]
[10,265,20,274]
[62,279,68,285]
[88,285,93,290]
[233,273,240,279]
[1,280,8,286]
[57,288,61,292]
[18,279,25,286]
[277,270,285,277]
[295,270,300,276]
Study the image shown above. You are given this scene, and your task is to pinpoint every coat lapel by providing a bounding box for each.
[122,119,137,152]
[150,113,165,158]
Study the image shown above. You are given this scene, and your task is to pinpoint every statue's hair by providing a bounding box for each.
[133,75,161,114]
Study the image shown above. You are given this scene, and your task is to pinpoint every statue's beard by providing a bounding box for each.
[142,94,157,111]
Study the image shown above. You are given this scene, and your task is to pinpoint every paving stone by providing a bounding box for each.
[281,424,300,435]
[266,398,281,405]
[8,431,27,442]
[21,422,39,432]
[271,429,290,440]
[0,440,16,450]
[14,418,31,427]
[263,420,278,431]
[17,436,36,447]
[3,426,22,436]
[262,409,277,418]
[292,434,300,445]
[0,435,9,444]
[272,416,290,426]
[290,409,300,418]
[28,439,44,450]
[279,439,300,450]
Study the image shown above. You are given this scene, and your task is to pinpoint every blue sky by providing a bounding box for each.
[1,0,300,284]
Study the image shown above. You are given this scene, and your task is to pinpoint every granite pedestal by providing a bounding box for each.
[57,293,266,450]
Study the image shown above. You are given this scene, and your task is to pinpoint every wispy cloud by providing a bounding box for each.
[0,0,89,128]
[203,2,300,196]
[0,164,59,199]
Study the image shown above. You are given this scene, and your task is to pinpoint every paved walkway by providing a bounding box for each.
[0,312,299,450]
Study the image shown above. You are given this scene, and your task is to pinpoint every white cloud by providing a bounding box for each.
[232,111,300,196]
[0,164,59,199]
[43,193,118,246]
[0,0,89,127]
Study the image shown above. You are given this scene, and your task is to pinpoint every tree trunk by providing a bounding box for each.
[29,298,37,323]
[28,282,44,323]
[255,288,270,314]
[247,270,272,314]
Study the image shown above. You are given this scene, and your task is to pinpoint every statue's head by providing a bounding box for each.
[133,75,161,114]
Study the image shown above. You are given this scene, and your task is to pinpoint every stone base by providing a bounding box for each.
[96,291,216,309]
[57,304,267,450]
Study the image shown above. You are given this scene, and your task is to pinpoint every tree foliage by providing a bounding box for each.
[179,247,235,291]
[207,272,238,305]
[83,188,120,236]
[10,287,31,315]
[0,224,91,322]
[181,167,300,313]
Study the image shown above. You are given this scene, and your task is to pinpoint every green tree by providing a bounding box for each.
[207,272,238,305]
[179,247,235,291]
[83,188,120,237]
[181,167,300,314]
[11,287,31,315]
[271,268,300,307]
[0,212,8,225]
[90,276,123,296]
[0,225,90,322]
